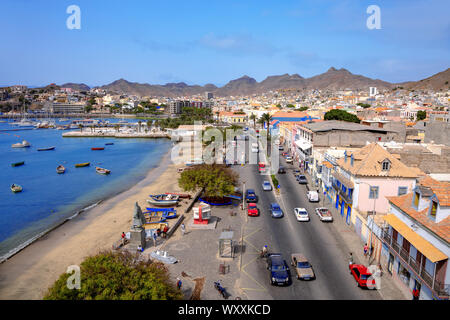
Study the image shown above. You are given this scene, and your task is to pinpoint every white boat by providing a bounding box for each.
[11,140,31,148]
[147,194,179,206]
[150,250,177,264]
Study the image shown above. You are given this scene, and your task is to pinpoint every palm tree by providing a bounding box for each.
[138,120,142,133]
[260,113,272,131]
[78,124,83,133]
[250,114,256,128]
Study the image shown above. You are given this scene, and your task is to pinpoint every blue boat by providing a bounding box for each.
[105,143,114,145]
[145,208,177,219]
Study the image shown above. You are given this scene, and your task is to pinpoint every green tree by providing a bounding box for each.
[44,250,182,300]
[286,104,295,109]
[416,110,427,121]
[296,106,308,112]
[324,109,360,123]
[356,103,371,108]
[178,164,237,198]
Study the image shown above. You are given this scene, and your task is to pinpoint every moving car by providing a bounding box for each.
[285,156,293,164]
[245,189,257,202]
[247,203,259,217]
[278,145,284,151]
[270,203,283,218]
[291,254,315,280]
[278,166,286,174]
[267,254,290,286]
[296,175,308,184]
[258,162,266,173]
[294,208,310,221]
[251,147,259,153]
[349,264,377,289]
[315,207,333,222]
[262,181,272,191]
[307,190,319,202]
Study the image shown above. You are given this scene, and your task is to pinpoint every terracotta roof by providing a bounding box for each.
[323,161,334,169]
[419,176,450,207]
[337,143,418,178]
[271,111,308,118]
[387,193,450,243]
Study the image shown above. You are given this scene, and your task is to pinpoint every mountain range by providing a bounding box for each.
[60,67,450,97]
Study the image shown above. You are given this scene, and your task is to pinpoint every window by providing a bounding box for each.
[398,187,408,196]
[382,160,390,171]
[430,201,437,217]
[348,188,353,198]
[369,186,379,199]
[414,192,420,207]
[350,154,354,166]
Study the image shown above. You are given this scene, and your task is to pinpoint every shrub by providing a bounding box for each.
[44,250,182,300]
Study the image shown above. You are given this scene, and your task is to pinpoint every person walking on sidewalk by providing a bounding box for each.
[177,278,182,290]
[349,252,354,266]
[412,287,420,300]
[363,243,369,257]
[181,223,186,236]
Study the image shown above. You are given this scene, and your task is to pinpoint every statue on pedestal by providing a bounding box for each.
[129,202,146,250]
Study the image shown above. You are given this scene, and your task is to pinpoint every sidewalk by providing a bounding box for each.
[303,170,409,300]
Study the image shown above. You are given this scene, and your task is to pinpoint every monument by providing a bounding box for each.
[129,202,146,250]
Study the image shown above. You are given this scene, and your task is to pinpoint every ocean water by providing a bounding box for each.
[0,120,171,260]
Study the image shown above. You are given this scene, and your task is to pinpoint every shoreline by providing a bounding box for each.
[0,148,181,300]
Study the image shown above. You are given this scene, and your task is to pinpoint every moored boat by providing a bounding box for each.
[37,146,55,151]
[11,140,31,148]
[11,184,22,193]
[95,166,111,175]
[91,147,105,151]
[11,161,25,167]
[75,162,90,168]
[105,142,114,145]
[56,165,66,174]
[147,194,179,206]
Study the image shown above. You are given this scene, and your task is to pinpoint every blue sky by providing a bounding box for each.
[1,0,449,87]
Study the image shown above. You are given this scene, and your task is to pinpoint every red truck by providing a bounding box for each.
[349,264,377,289]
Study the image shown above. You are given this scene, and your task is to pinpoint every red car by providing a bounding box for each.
[349,264,376,289]
[247,203,259,216]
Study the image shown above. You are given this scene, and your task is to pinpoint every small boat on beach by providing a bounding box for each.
[95,166,111,175]
[91,147,105,151]
[11,140,31,148]
[56,165,66,174]
[37,146,55,151]
[147,194,179,206]
[11,161,25,167]
[75,162,90,168]
[11,184,22,193]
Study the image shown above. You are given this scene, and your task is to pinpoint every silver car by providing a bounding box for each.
[262,181,272,191]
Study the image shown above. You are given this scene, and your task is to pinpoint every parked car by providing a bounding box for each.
[278,166,286,174]
[291,254,315,280]
[294,208,310,221]
[296,175,308,184]
[267,254,290,286]
[270,203,283,218]
[262,181,272,191]
[278,145,284,151]
[349,264,377,289]
[245,189,257,202]
[307,190,319,202]
[315,207,333,222]
[247,203,259,217]
[285,156,293,164]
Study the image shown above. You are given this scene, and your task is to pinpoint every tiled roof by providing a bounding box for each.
[272,111,308,118]
[337,143,418,178]
[322,161,334,169]
[419,176,450,207]
[387,193,450,243]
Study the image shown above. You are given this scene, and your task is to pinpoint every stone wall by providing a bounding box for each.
[387,147,450,174]
[313,130,399,147]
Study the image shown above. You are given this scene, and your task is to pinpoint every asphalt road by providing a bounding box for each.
[232,134,381,300]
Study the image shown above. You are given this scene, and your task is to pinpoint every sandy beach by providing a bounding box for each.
[0,149,185,300]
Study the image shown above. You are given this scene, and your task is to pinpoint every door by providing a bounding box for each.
[346,206,351,225]
[335,194,339,209]
[355,217,362,237]
[340,201,345,216]
[388,254,394,274]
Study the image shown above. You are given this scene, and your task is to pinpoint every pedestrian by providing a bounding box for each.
[181,223,186,236]
[121,232,126,246]
[349,252,354,266]
[177,278,182,290]
[363,243,369,257]
[412,287,419,300]
[162,225,169,238]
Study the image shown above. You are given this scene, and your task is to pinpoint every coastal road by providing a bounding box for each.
[233,135,381,300]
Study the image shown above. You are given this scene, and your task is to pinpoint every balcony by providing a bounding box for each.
[381,230,449,298]
[338,189,353,204]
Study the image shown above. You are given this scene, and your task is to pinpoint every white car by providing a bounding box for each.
[307,191,319,202]
[294,208,310,222]
[262,181,272,191]
[285,156,293,164]
[251,147,259,153]
[315,207,333,222]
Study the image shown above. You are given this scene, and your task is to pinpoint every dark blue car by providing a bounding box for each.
[245,189,257,202]
[267,254,290,286]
